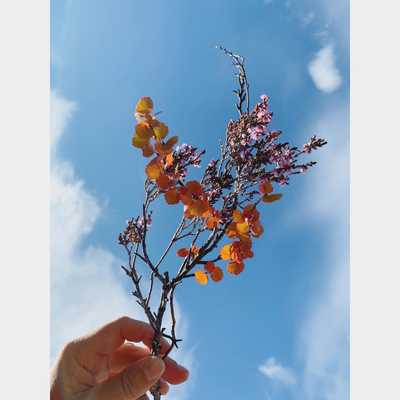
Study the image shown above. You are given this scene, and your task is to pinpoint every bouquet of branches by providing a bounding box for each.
[118,48,327,399]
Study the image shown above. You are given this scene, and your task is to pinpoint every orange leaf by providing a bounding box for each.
[204,261,216,273]
[232,209,243,223]
[141,144,154,157]
[165,153,174,167]
[178,187,192,205]
[251,221,264,238]
[194,270,208,285]
[177,248,189,257]
[211,266,223,282]
[135,97,153,115]
[135,123,153,140]
[165,188,180,204]
[186,180,203,196]
[145,158,162,180]
[243,204,259,222]
[156,174,171,190]
[227,262,244,276]
[155,135,178,155]
[259,180,273,194]
[220,244,232,260]
[226,223,238,238]
[262,193,283,203]
[188,199,208,217]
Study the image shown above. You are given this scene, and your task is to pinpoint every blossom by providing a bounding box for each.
[124,93,326,289]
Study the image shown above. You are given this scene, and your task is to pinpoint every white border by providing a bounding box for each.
[351,0,400,398]
[0,2,49,399]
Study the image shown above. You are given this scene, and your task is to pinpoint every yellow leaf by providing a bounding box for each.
[153,121,169,141]
[262,193,283,203]
[135,97,153,114]
[220,243,232,260]
[194,270,208,285]
[132,135,149,149]
[236,220,250,234]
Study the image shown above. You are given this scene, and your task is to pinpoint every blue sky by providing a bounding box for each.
[51,1,349,399]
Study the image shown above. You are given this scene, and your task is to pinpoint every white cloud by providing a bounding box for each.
[50,91,143,362]
[259,357,297,386]
[50,91,193,399]
[296,102,349,399]
[301,11,315,26]
[308,44,342,93]
[299,258,349,400]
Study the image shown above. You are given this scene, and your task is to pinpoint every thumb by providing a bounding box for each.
[90,356,165,400]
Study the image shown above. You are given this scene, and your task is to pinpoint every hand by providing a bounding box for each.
[50,316,189,400]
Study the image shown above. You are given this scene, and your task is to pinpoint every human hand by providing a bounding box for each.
[50,316,189,400]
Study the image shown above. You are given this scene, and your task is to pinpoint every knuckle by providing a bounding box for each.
[62,340,78,355]
[117,315,131,325]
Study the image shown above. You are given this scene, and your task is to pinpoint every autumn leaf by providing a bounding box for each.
[236,220,250,234]
[177,248,189,257]
[204,261,216,273]
[220,244,232,260]
[251,221,264,237]
[135,123,153,140]
[152,121,169,141]
[211,266,223,282]
[145,158,162,180]
[156,174,171,190]
[194,270,208,285]
[185,180,203,196]
[227,262,244,276]
[165,188,180,204]
[132,135,149,149]
[155,136,178,155]
[141,144,154,157]
[259,180,273,194]
[232,209,243,223]
[135,97,153,114]
[262,193,283,203]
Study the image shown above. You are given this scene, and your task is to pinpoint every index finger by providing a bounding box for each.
[75,316,170,356]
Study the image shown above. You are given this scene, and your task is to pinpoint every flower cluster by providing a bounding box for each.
[128,95,326,286]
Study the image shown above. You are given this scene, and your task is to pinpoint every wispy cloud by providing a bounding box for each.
[259,357,297,386]
[50,91,193,399]
[297,103,349,400]
[296,102,349,400]
[50,91,143,363]
[301,11,315,26]
[308,44,342,93]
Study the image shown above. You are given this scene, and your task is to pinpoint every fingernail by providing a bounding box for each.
[144,357,165,381]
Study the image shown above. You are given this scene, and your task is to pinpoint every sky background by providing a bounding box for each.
[50,1,349,399]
